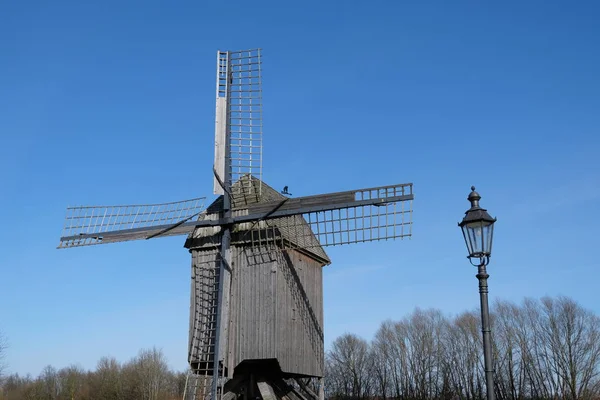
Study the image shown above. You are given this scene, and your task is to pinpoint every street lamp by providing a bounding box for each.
[459,186,497,400]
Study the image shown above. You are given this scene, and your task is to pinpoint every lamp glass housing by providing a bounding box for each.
[461,218,494,259]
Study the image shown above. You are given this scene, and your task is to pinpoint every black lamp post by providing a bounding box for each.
[459,186,497,400]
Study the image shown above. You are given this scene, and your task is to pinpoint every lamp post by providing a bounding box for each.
[459,186,497,400]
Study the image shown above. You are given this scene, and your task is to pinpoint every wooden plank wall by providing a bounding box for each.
[189,244,325,378]
[273,248,324,377]
[227,245,324,377]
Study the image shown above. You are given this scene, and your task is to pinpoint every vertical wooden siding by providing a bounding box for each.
[190,245,325,378]
[227,245,324,377]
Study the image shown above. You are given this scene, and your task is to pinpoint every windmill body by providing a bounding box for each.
[58,49,414,400]
[187,178,328,381]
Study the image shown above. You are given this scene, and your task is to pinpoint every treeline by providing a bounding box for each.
[0,348,187,400]
[2,296,599,400]
[325,296,600,400]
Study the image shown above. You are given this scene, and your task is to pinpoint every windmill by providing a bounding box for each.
[58,49,414,400]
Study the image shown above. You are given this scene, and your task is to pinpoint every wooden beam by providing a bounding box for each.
[295,378,318,400]
[236,191,354,215]
[257,381,278,400]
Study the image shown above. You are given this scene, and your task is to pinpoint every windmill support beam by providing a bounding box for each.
[257,381,277,400]
[212,48,234,400]
[212,223,231,397]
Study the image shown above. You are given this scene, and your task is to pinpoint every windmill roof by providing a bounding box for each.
[186,175,330,265]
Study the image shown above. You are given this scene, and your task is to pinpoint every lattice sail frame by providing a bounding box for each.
[59,198,205,248]
[214,49,263,198]
[186,182,413,256]
[58,183,413,249]
[233,183,413,251]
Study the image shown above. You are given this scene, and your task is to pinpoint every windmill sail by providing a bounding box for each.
[213,49,263,198]
[188,177,414,254]
[58,198,205,248]
[241,185,413,250]
[213,51,228,195]
[59,180,413,249]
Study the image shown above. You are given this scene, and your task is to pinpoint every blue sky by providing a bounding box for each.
[1,1,599,376]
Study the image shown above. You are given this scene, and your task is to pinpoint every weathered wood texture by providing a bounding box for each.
[257,381,278,400]
[186,176,331,264]
[189,244,325,378]
[187,177,328,378]
[188,249,221,372]
[228,245,324,377]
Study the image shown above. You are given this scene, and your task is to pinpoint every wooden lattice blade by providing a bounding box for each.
[58,197,206,248]
[189,182,413,253]
[303,183,413,247]
[214,49,263,197]
[233,183,413,250]
[60,183,414,249]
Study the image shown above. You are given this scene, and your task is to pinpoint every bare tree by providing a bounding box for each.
[538,296,600,400]
[1,373,32,400]
[92,356,124,400]
[371,321,394,399]
[372,320,404,399]
[24,376,46,400]
[40,365,61,400]
[171,371,188,399]
[443,310,483,400]
[0,330,6,380]
[129,347,170,400]
[326,333,373,400]
[403,308,446,400]
[493,299,524,400]
[57,365,87,400]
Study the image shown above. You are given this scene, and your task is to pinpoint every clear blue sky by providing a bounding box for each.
[1,1,599,377]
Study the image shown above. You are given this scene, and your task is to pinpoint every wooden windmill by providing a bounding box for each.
[58,49,414,400]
